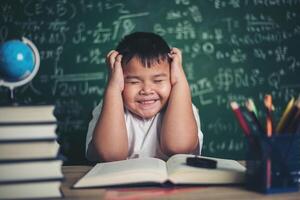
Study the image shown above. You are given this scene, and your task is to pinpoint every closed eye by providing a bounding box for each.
[154,80,162,83]
[154,80,164,83]
[125,76,141,84]
[152,73,168,83]
[129,81,139,84]
[126,81,140,84]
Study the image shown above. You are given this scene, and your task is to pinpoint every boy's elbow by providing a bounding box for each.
[161,126,199,156]
[161,139,198,157]
[96,148,128,162]
[93,140,128,162]
[99,152,128,162]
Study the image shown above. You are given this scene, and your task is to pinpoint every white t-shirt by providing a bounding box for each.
[85,101,203,162]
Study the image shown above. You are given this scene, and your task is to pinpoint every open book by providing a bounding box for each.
[74,154,245,188]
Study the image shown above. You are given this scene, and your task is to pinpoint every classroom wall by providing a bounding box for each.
[1,0,300,164]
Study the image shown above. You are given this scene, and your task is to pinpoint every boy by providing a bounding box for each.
[86,32,203,162]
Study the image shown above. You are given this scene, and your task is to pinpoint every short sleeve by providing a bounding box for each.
[192,104,204,155]
[85,101,103,162]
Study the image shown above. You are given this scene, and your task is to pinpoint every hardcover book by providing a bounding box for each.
[74,154,245,188]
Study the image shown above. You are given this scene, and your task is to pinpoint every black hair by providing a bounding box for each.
[116,32,171,68]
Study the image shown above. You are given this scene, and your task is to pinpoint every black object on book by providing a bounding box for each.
[186,157,217,169]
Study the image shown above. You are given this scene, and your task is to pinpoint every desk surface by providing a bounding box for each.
[62,166,300,200]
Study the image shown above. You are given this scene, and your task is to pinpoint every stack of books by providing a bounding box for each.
[0,105,63,199]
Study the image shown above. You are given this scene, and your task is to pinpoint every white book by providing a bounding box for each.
[0,123,57,141]
[0,180,62,199]
[0,159,63,183]
[0,105,56,124]
[74,154,245,188]
[0,140,59,161]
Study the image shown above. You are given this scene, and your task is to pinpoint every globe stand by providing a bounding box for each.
[0,37,40,100]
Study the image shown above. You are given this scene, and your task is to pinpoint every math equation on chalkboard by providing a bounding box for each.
[1,0,300,164]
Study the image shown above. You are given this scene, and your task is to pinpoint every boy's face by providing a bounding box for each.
[122,57,171,119]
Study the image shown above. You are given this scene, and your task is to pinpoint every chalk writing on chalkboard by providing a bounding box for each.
[1,0,300,164]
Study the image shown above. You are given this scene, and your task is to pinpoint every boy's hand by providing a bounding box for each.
[106,50,124,92]
[168,48,186,86]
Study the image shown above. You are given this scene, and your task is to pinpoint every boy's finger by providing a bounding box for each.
[170,47,181,55]
[114,54,123,69]
[106,50,115,58]
[107,51,119,68]
[106,50,116,64]
[171,48,182,60]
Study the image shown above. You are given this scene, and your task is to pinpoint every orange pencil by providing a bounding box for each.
[264,95,273,137]
[264,94,273,190]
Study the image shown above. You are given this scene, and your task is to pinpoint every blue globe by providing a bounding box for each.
[0,40,35,82]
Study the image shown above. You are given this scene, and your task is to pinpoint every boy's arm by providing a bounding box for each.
[92,51,128,162]
[160,48,199,156]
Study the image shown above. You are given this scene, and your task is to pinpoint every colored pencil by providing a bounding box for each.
[286,99,300,133]
[264,95,273,137]
[230,101,251,136]
[247,98,258,118]
[264,94,273,190]
[276,97,295,134]
[245,99,264,135]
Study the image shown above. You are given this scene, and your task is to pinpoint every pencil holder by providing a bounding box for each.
[246,134,300,194]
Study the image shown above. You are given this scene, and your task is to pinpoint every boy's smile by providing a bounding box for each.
[122,57,171,119]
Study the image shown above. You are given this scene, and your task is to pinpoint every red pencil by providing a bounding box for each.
[230,101,251,136]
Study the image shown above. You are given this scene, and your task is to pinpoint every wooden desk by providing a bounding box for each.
[62,166,300,200]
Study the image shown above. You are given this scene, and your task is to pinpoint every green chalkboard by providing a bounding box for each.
[1,0,300,164]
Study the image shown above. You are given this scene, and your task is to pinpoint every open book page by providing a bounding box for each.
[166,154,245,184]
[74,157,168,188]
